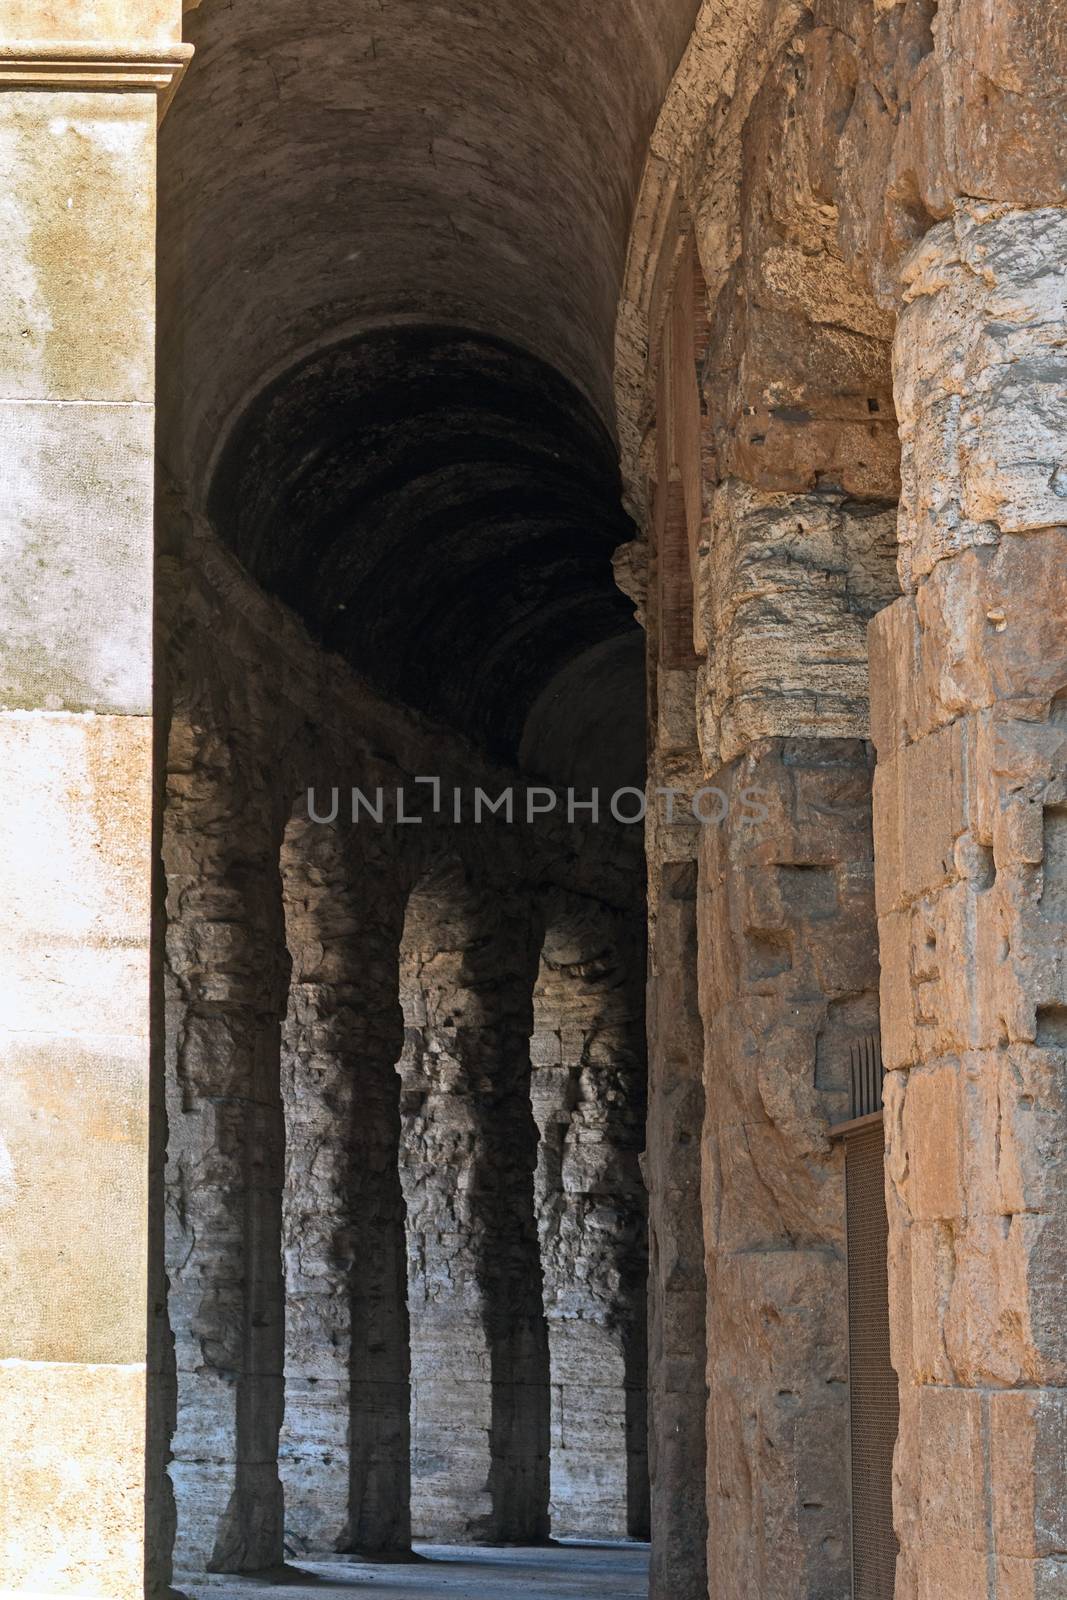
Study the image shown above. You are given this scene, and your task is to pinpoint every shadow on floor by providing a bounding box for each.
[181,1541,651,1600]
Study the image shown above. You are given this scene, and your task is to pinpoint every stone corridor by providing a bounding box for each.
[0,1,1064,1599]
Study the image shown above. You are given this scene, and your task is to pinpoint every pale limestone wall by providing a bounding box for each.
[0,5,185,1594]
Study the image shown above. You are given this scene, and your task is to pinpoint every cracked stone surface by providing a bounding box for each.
[531,897,649,1539]
[397,863,550,1544]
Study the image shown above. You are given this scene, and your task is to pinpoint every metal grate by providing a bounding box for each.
[845,1122,899,1600]
[849,1034,885,1121]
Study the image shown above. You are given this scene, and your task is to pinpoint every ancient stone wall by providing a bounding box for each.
[872,204,1067,1600]
[698,738,881,1597]
[158,496,648,1571]
[618,1,1066,1595]
[624,66,898,1589]
[0,9,188,1596]
[531,896,649,1539]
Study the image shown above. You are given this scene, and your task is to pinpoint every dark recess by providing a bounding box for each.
[209,326,639,762]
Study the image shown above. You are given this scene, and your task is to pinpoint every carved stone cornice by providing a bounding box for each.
[0,40,193,121]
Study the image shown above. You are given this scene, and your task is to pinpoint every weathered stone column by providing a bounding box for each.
[626,390,713,1592]
[163,730,289,1573]
[698,734,882,1598]
[399,866,550,1542]
[695,484,898,1598]
[530,903,648,1539]
[645,859,708,1597]
[871,204,1067,1600]
[279,813,411,1556]
[0,10,187,1597]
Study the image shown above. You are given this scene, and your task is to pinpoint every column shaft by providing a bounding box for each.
[872,205,1067,1600]
[163,753,287,1573]
[646,860,708,1596]
[279,817,410,1555]
[531,914,648,1540]
[0,12,185,1594]
[400,875,550,1542]
[699,738,880,1598]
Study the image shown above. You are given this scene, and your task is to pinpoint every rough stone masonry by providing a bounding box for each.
[0,1,1063,1599]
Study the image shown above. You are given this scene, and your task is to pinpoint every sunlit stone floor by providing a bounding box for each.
[182,1541,650,1600]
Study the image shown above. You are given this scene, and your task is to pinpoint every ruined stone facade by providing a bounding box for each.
[0,1,1063,1599]
[621,3,1067,1597]
[155,508,648,1575]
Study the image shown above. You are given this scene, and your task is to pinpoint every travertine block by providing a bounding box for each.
[879,211,1067,1576]
[873,717,974,915]
[896,208,1067,588]
[1,1,181,45]
[917,1385,985,1547]
[699,739,878,1599]
[903,1064,963,1223]
[990,1390,1067,1560]
[868,594,926,758]
[0,402,154,712]
[702,482,898,765]
[995,1552,1067,1600]
[0,1361,147,1598]
[0,93,157,404]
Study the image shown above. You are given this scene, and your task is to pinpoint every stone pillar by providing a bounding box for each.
[0,11,187,1597]
[530,904,648,1540]
[637,389,711,1595]
[871,204,1067,1600]
[645,859,708,1598]
[699,736,881,1598]
[163,732,288,1573]
[693,481,897,1597]
[279,814,411,1556]
[399,867,550,1543]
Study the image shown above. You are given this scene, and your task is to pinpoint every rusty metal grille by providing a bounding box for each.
[849,1034,885,1121]
[845,1123,899,1599]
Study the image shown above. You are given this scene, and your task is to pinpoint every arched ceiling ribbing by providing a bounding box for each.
[160,0,701,762]
[209,328,636,760]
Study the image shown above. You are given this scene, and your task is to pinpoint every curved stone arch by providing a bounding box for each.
[614,0,814,522]
[158,0,705,497]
